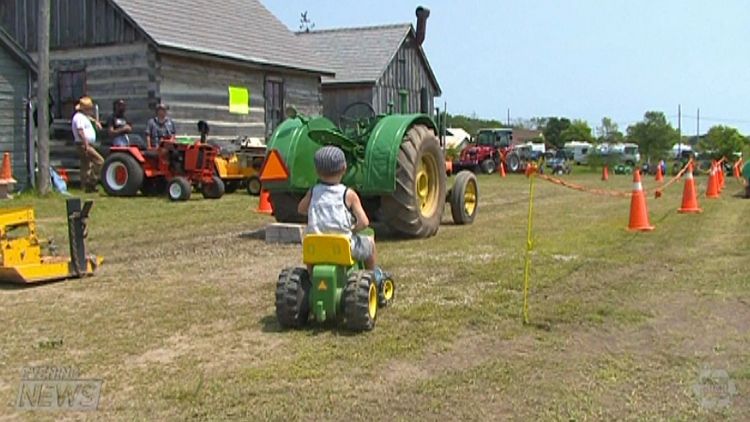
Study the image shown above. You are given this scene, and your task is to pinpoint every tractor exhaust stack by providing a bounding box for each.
[415,6,430,47]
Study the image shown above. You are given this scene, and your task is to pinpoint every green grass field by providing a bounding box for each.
[0,171,748,421]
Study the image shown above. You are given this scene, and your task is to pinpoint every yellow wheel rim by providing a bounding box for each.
[464,179,477,216]
[382,279,394,301]
[368,282,378,319]
[416,154,440,217]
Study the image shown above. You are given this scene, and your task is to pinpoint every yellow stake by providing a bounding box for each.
[522,172,535,324]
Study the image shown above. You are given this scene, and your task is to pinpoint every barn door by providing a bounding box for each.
[264,77,284,139]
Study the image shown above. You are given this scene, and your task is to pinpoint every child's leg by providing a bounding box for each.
[364,235,376,270]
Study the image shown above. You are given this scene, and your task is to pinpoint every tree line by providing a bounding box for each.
[445,111,750,161]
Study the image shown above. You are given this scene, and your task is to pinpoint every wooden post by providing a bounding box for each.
[36,0,51,195]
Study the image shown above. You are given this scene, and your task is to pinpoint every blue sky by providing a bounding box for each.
[264,1,750,134]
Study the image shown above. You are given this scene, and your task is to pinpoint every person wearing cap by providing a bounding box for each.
[106,99,132,147]
[71,96,104,192]
[297,145,383,280]
[145,103,177,148]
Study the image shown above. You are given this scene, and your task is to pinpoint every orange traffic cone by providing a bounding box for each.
[256,189,273,214]
[602,166,609,181]
[677,163,702,213]
[718,164,725,191]
[627,170,655,231]
[499,161,506,178]
[655,164,664,182]
[705,165,720,198]
[0,152,16,184]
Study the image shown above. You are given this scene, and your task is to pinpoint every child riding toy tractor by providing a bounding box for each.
[275,227,395,332]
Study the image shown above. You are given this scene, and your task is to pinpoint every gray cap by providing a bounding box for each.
[314,145,346,175]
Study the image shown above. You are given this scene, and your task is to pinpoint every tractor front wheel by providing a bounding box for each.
[101,153,144,196]
[201,176,225,199]
[377,275,396,307]
[505,152,521,173]
[480,159,496,174]
[449,170,479,225]
[167,177,192,201]
[275,267,311,329]
[380,124,447,238]
[344,270,378,332]
[246,176,262,196]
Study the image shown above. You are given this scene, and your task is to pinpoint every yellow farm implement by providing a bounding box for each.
[0,198,104,284]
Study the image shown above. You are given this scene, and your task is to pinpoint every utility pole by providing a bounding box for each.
[36,0,51,195]
[696,108,700,146]
[677,104,681,156]
[507,108,510,126]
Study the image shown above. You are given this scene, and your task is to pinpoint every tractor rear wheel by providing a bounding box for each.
[275,267,311,329]
[505,152,521,173]
[270,192,307,223]
[201,176,225,199]
[101,152,144,196]
[380,124,447,238]
[449,170,479,225]
[167,176,192,201]
[246,176,262,196]
[344,270,378,332]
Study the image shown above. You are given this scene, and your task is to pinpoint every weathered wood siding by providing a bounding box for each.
[374,35,437,115]
[321,85,373,122]
[0,0,143,51]
[48,42,154,170]
[0,44,31,187]
[157,54,323,140]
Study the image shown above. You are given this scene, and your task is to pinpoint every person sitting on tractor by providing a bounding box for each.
[106,99,132,146]
[145,103,177,148]
[297,145,384,281]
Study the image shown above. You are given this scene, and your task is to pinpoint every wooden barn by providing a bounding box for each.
[298,7,442,121]
[0,26,36,189]
[0,0,334,180]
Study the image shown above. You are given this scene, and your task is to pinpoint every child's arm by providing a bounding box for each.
[297,188,312,215]
[346,189,370,232]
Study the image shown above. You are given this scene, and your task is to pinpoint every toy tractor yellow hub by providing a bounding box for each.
[417,154,440,216]
[463,178,477,216]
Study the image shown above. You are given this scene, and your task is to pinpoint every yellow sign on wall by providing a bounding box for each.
[228,86,249,114]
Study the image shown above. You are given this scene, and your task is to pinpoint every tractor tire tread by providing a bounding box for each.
[275,267,311,329]
[449,170,478,225]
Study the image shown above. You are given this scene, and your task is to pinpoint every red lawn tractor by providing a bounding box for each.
[100,135,225,201]
[453,128,525,174]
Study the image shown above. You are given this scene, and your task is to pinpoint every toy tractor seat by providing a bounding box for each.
[302,234,355,267]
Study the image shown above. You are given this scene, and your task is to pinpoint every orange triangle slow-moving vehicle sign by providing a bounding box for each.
[259,149,290,182]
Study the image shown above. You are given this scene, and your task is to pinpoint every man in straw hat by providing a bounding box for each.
[72,96,104,192]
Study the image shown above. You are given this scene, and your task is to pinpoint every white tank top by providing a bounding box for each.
[305,183,352,236]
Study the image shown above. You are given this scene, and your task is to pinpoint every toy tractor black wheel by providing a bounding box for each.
[270,192,307,223]
[167,176,192,201]
[505,152,521,173]
[275,267,311,329]
[449,170,479,225]
[344,270,378,332]
[201,176,225,199]
[101,152,144,196]
[480,158,496,174]
[377,275,395,307]
[246,176,262,196]
[380,124,447,238]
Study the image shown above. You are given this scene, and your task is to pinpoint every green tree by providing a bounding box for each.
[541,117,572,149]
[595,117,624,144]
[698,125,747,160]
[560,119,594,144]
[626,111,678,161]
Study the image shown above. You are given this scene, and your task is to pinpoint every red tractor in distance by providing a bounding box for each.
[453,128,525,174]
[100,134,225,201]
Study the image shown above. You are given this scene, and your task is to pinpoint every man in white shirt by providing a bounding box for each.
[72,96,104,192]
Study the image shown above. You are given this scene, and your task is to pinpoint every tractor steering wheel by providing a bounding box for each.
[338,102,376,137]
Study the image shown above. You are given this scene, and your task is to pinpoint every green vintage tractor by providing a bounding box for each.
[261,101,479,238]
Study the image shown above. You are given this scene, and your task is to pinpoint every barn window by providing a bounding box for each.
[56,70,86,119]
[265,79,284,137]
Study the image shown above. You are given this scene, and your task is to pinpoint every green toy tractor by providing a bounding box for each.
[261,101,479,238]
[275,228,395,332]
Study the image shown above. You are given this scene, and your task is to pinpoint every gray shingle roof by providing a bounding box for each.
[0,25,37,74]
[112,0,334,75]
[298,23,441,94]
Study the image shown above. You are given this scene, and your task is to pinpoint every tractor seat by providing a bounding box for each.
[302,234,354,266]
[142,150,160,159]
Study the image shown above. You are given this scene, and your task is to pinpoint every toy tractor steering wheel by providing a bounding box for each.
[338,102,376,139]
